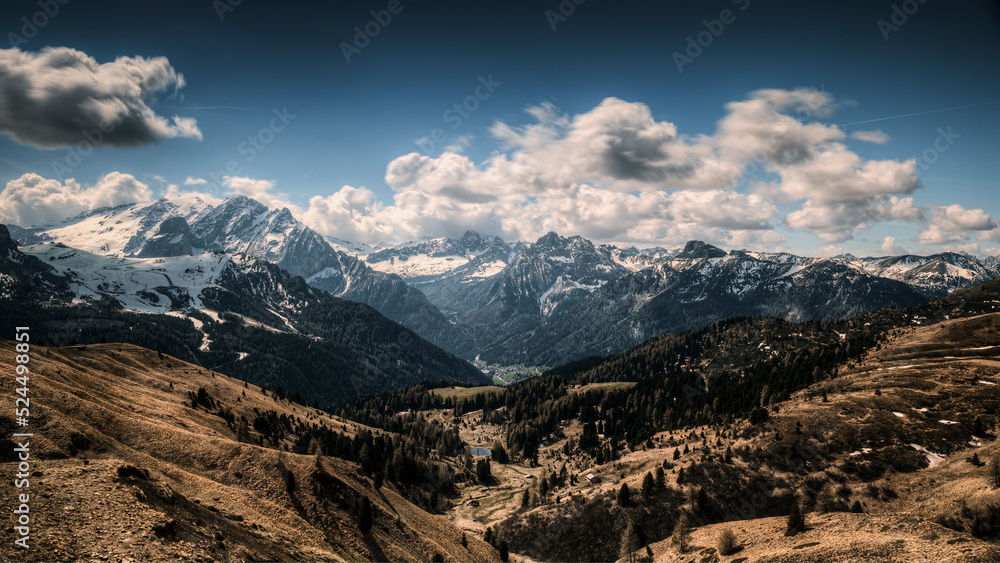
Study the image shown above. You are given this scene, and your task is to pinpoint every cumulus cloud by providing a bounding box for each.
[300,186,396,243]
[10,88,978,254]
[0,47,201,148]
[880,236,909,256]
[812,244,845,257]
[222,176,294,212]
[786,196,922,242]
[716,88,844,166]
[177,90,949,250]
[758,143,920,205]
[850,129,890,144]
[0,172,151,226]
[918,204,1000,245]
[344,88,926,246]
[943,242,981,255]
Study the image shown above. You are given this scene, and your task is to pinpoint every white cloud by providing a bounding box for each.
[0,47,201,148]
[222,176,297,214]
[918,204,1000,245]
[355,89,926,246]
[812,244,845,257]
[943,242,981,256]
[785,196,922,242]
[300,186,396,243]
[160,91,966,251]
[10,89,982,255]
[0,172,151,226]
[757,143,920,205]
[880,236,909,256]
[443,134,474,154]
[850,130,890,144]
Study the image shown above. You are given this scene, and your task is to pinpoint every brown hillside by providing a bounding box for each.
[0,341,498,562]
[498,312,1000,562]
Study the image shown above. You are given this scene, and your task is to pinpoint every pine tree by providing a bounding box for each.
[642,472,654,498]
[785,499,806,536]
[992,454,1000,488]
[672,511,692,553]
[618,483,631,507]
[357,496,373,533]
[655,466,665,489]
[677,466,685,484]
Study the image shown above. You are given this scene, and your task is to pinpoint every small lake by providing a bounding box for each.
[470,448,491,456]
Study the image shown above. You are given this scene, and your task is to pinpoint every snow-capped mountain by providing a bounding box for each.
[10,196,475,358]
[412,236,999,365]
[363,231,523,281]
[11,195,1000,369]
[0,225,486,403]
[503,245,927,366]
[846,253,997,297]
[598,244,678,271]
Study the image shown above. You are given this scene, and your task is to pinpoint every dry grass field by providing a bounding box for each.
[0,342,498,562]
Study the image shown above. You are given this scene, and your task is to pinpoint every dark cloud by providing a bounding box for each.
[0,47,201,149]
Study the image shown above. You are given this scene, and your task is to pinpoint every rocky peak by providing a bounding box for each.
[675,240,726,259]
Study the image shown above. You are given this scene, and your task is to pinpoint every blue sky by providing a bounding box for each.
[0,0,998,256]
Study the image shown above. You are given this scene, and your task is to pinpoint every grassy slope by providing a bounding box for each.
[0,342,498,562]
[495,312,1000,562]
[430,386,507,402]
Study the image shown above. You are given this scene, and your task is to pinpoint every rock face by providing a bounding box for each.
[137,216,204,257]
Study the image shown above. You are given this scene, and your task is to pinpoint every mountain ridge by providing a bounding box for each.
[11,197,1000,368]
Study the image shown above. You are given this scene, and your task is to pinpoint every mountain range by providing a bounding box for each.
[8,195,1000,367]
[0,224,486,406]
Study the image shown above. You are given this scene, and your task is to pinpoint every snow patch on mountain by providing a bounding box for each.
[23,242,231,313]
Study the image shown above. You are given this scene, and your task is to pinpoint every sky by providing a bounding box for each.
[0,0,998,257]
